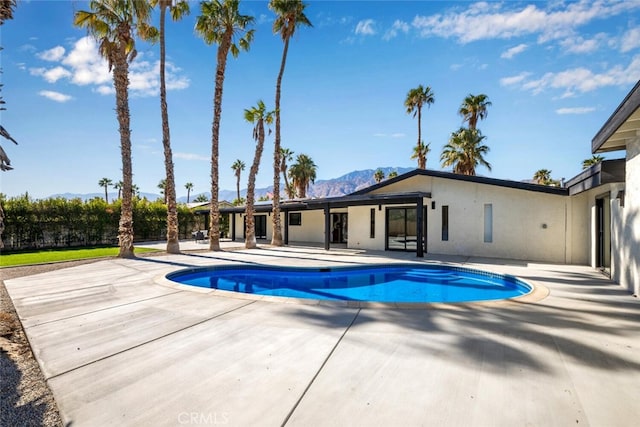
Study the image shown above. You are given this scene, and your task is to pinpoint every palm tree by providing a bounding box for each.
[388,170,398,179]
[196,0,254,251]
[184,182,194,203]
[289,153,316,198]
[441,128,491,176]
[98,177,113,203]
[533,169,552,185]
[411,141,431,169]
[269,0,312,246]
[459,94,492,130]
[151,0,190,254]
[114,180,123,199]
[279,147,294,199]
[244,100,275,249]
[131,184,140,198]
[231,159,245,203]
[404,85,435,169]
[583,155,605,170]
[74,0,157,258]
[157,178,167,203]
[374,168,385,183]
[194,194,209,203]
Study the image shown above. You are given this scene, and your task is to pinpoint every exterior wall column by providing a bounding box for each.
[416,197,424,257]
[324,204,330,251]
[231,213,236,241]
[284,210,289,245]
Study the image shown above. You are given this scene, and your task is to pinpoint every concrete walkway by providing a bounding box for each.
[4,242,640,426]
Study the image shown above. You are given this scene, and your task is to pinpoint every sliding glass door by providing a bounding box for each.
[386,207,419,251]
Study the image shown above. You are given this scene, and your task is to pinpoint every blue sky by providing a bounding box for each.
[2,0,640,199]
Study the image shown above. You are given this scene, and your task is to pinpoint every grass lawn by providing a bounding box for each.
[0,246,160,267]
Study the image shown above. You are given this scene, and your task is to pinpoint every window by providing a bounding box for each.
[370,208,375,238]
[442,205,449,241]
[484,204,493,243]
[289,212,302,226]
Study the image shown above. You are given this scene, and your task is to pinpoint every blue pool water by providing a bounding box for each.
[167,264,532,304]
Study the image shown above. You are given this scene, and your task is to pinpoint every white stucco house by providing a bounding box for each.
[590,80,640,297]
[218,80,639,296]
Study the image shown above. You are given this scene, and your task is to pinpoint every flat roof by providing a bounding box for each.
[350,168,568,196]
[564,159,626,196]
[592,80,640,153]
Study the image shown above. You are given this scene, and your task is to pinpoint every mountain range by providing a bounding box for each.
[50,167,414,202]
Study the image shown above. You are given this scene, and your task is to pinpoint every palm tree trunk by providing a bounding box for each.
[0,201,5,249]
[271,37,290,246]
[209,40,231,251]
[114,47,135,258]
[246,119,265,249]
[417,106,423,169]
[236,173,241,203]
[282,166,291,199]
[160,6,180,254]
[104,185,109,203]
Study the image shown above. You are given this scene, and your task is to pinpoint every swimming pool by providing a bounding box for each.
[167,264,532,304]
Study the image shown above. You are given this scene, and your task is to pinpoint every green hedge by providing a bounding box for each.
[1,194,202,250]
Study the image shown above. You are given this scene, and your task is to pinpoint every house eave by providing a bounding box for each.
[592,80,640,153]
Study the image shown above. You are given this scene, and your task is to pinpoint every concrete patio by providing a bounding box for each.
[4,241,640,426]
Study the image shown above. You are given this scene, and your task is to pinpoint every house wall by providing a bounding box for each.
[612,137,640,296]
[347,205,386,250]
[366,175,589,263]
[286,210,325,243]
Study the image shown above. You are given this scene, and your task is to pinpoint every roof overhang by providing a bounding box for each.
[592,80,640,153]
[564,159,626,196]
[219,192,431,214]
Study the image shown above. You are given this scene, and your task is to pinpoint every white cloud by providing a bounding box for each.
[411,1,640,44]
[38,90,72,103]
[37,46,65,61]
[559,33,607,54]
[355,19,376,36]
[29,36,190,97]
[509,55,640,96]
[391,133,406,138]
[174,152,208,161]
[500,72,532,86]
[30,66,72,83]
[621,27,640,53]
[501,43,528,59]
[555,107,596,115]
[383,20,410,41]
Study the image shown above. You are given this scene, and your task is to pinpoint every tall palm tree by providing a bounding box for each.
[157,178,167,203]
[533,169,552,185]
[410,141,431,169]
[269,0,312,246]
[289,153,316,198]
[244,100,274,249]
[184,182,194,203]
[404,85,435,169]
[151,0,190,254]
[74,0,157,258]
[114,180,123,199]
[459,93,492,130]
[374,168,385,183]
[231,159,245,203]
[98,177,113,203]
[279,147,294,199]
[583,155,605,170]
[196,0,254,251]
[441,127,491,176]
